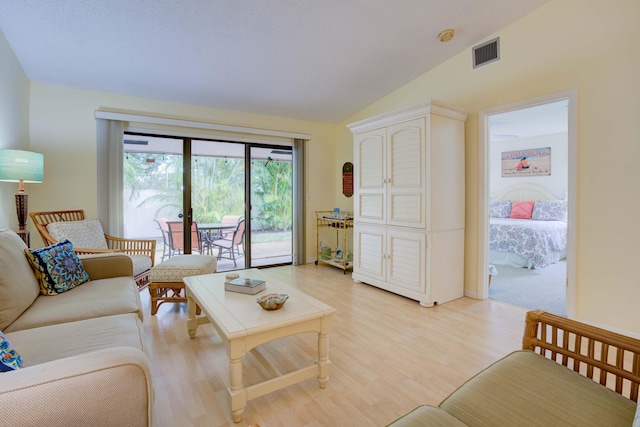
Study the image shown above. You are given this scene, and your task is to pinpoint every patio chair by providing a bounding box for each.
[210,219,245,267]
[215,215,242,240]
[29,209,156,290]
[166,221,204,255]
[154,217,173,261]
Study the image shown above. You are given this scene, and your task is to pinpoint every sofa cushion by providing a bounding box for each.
[25,240,90,295]
[440,350,636,427]
[3,276,142,333]
[0,331,24,372]
[0,229,40,330]
[387,405,467,426]
[47,219,108,249]
[5,313,145,366]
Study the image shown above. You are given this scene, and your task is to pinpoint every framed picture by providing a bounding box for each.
[501,147,551,177]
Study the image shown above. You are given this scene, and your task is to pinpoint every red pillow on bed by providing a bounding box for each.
[510,201,535,219]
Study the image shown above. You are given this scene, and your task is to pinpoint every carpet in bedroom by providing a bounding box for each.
[489,260,566,317]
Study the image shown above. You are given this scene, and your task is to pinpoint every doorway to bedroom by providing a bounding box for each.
[479,91,577,317]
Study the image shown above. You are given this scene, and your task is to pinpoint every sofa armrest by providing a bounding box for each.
[387,405,468,426]
[79,253,134,280]
[0,347,152,427]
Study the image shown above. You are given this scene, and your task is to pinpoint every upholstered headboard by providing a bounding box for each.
[493,184,561,201]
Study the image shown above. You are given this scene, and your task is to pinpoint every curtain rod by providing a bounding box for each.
[95,110,311,140]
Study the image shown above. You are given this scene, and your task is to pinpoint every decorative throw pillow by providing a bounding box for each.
[489,200,512,218]
[47,219,108,250]
[0,331,24,372]
[531,200,568,221]
[25,240,90,295]
[509,201,535,219]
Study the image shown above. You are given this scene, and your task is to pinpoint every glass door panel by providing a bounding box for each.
[123,135,184,265]
[249,146,293,267]
[191,140,246,270]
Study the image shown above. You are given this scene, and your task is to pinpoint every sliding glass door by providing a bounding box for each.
[122,133,293,271]
[249,146,293,267]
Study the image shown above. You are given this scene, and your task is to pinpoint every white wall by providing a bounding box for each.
[337,0,640,333]
[0,30,30,229]
[490,132,568,199]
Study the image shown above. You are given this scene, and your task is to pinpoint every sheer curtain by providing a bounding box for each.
[292,138,306,265]
[96,119,124,236]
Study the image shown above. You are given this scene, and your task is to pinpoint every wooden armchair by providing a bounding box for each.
[30,210,156,290]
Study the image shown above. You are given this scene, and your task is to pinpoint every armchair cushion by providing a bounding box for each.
[47,219,108,249]
[0,331,24,372]
[130,254,152,278]
[0,229,40,330]
[25,240,90,295]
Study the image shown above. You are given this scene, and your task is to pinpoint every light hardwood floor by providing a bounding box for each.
[142,264,528,426]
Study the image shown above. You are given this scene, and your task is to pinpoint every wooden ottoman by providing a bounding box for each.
[149,255,217,315]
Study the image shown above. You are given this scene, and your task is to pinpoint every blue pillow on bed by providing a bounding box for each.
[489,200,512,218]
[532,200,567,221]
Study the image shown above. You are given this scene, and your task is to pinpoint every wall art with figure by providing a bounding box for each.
[501,147,551,177]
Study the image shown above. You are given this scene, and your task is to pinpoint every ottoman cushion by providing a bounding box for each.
[150,255,217,283]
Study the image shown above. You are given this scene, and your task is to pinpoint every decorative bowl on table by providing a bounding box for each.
[256,293,289,311]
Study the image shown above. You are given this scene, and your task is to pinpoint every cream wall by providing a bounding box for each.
[28,84,339,259]
[338,0,640,333]
[0,30,30,229]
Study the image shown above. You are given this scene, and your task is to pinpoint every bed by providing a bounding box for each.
[489,184,567,269]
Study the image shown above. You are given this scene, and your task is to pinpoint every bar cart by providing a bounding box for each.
[315,210,353,274]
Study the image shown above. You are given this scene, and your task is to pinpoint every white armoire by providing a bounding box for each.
[346,100,466,307]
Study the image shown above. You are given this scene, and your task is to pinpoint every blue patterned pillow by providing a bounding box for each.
[532,200,567,221]
[0,331,24,372]
[25,240,90,295]
[489,200,512,218]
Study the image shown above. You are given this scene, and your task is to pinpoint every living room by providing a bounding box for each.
[1,1,639,425]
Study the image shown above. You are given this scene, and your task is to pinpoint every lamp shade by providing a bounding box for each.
[0,150,44,183]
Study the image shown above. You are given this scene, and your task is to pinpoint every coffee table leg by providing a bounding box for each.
[317,331,331,388]
[229,342,246,423]
[187,294,198,339]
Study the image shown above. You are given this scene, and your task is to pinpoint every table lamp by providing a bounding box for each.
[0,149,44,234]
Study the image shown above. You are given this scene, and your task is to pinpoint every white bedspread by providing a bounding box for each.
[489,218,567,269]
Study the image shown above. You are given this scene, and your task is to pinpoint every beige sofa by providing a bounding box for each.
[389,310,640,426]
[0,229,153,427]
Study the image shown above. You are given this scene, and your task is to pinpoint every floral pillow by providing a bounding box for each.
[531,200,567,221]
[510,201,535,219]
[24,240,90,295]
[0,331,24,372]
[489,200,512,218]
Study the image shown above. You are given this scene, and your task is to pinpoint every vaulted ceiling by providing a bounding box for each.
[0,1,549,123]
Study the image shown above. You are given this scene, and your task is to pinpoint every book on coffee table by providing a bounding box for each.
[224,277,266,295]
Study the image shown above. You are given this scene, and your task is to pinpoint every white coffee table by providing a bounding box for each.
[184,267,336,423]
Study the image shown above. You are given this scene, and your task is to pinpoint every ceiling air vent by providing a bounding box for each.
[473,37,500,69]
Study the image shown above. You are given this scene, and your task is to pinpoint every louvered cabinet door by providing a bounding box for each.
[386,228,426,293]
[386,118,426,228]
[353,224,385,279]
[354,128,386,224]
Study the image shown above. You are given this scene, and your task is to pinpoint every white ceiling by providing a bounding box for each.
[489,99,569,142]
[0,1,549,123]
